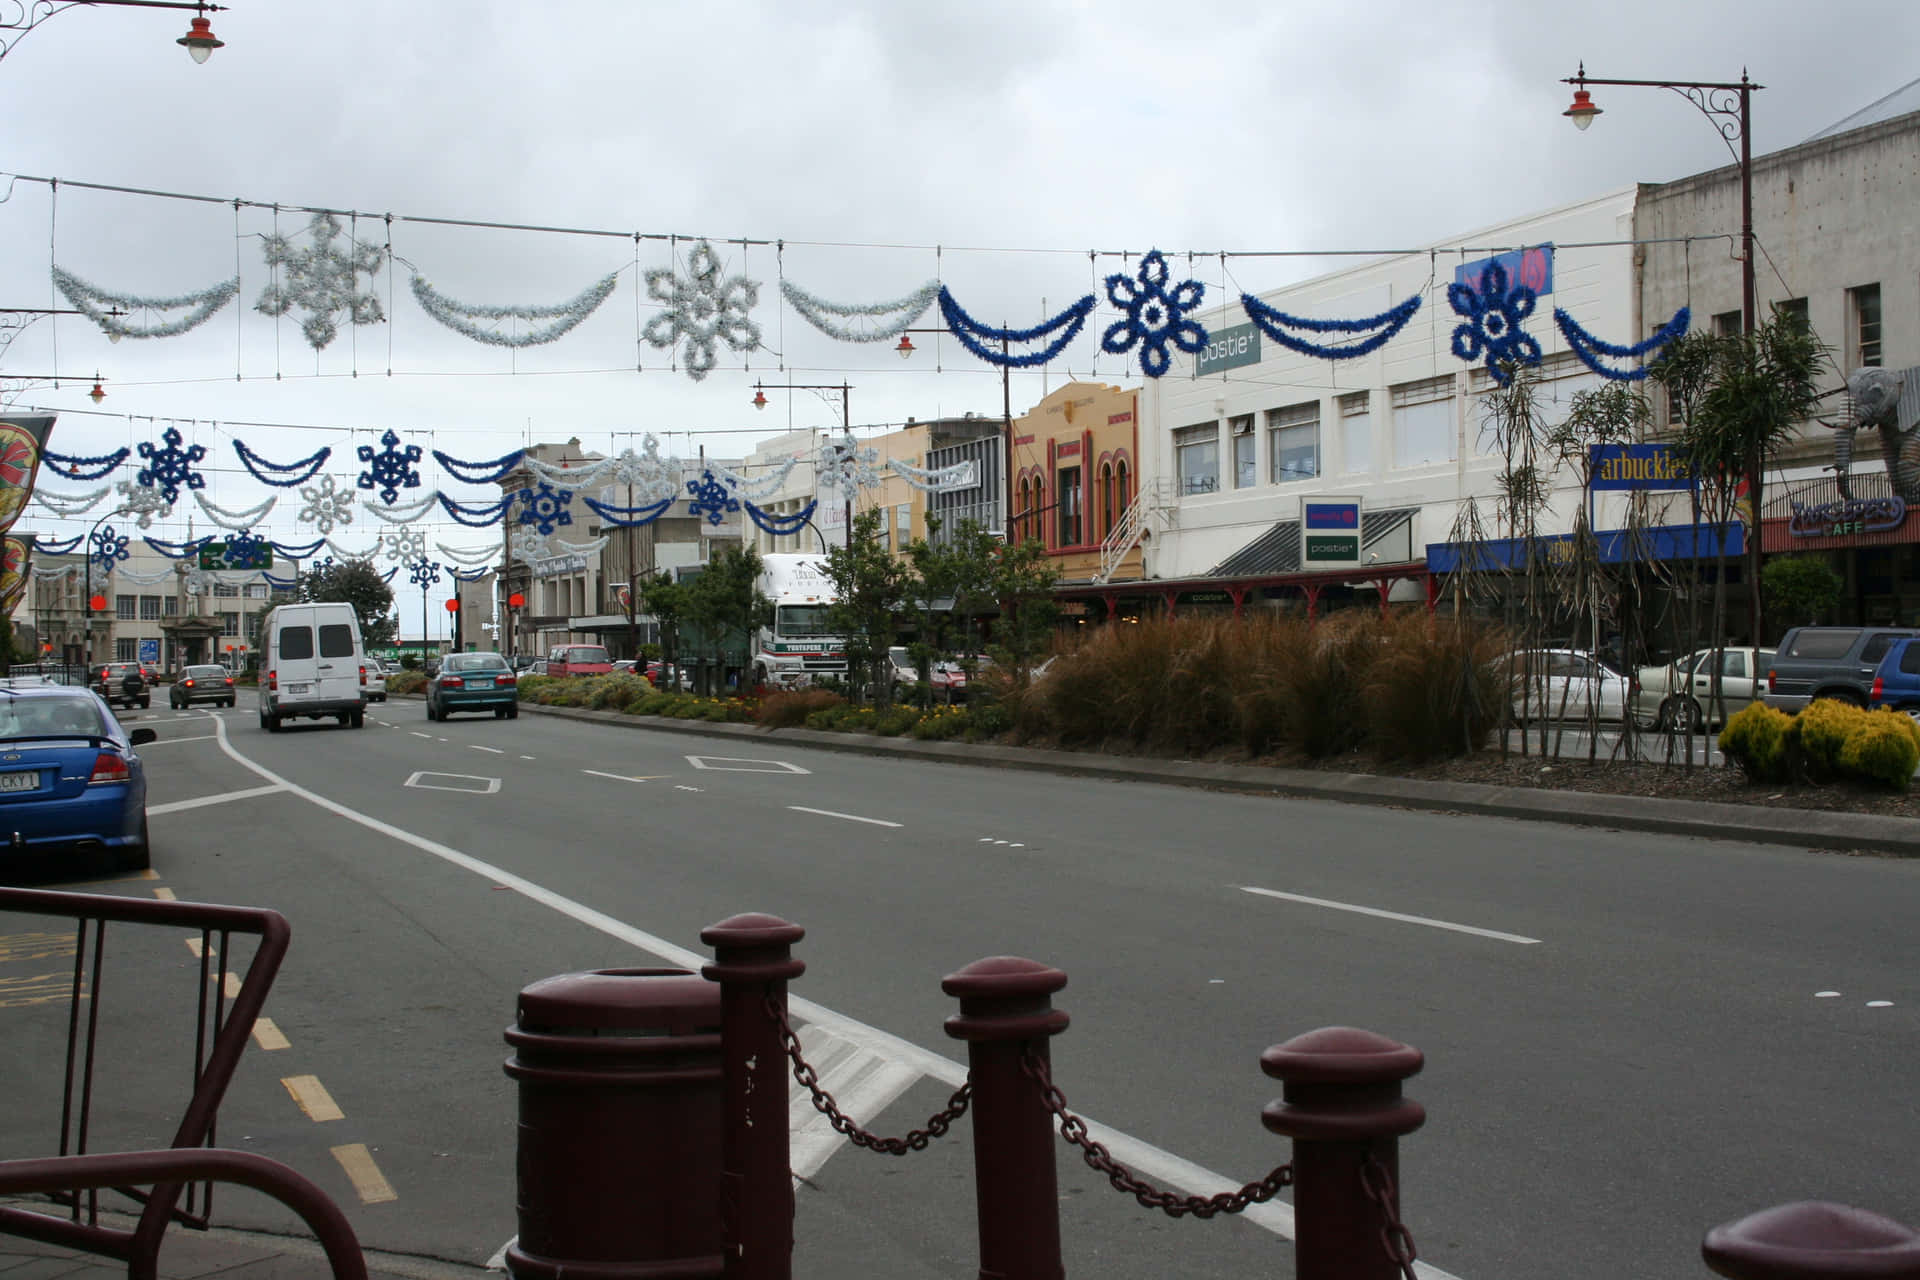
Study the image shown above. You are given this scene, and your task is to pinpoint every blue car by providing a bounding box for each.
[1868,638,1920,720]
[425,652,519,721]
[0,685,157,875]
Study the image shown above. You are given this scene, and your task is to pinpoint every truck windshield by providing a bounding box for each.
[776,605,838,638]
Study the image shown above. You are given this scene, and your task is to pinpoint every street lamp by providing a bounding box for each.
[0,1,229,65]
[1562,61,1766,640]
[893,325,1020,545]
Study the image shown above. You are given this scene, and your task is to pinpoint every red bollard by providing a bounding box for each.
[700,914,805,1280]
[1704,1202,1920,1280]
[943,956,1070,1280]
[1261,1027,1426,1280]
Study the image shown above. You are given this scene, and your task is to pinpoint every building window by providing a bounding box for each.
[1267,402,1319,483]
[115,638,139,662]
[1851,284,1882,368]
[114,594,136,620]
[214,582,240,598]
[163,596,179,617]
[1174,423,1219,495]
[1392,374,1456,468]
[1230,415,1256,488]
[139,595,161,620]
[1776,297,1809,332]
[219,611,239,637]
[1340,393,1371,474]
[1057,466,1082,546]
[245,583,268,599]
[1712,309,1743,337]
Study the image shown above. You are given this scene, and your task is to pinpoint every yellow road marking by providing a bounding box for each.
[330,1143,396,1204]
[251,1018,290,1051]
[281,1075,344,1122]
[0,973,81,1007]
[152,887,176,900]
[185,938,210,958]
[215,971,241,998]
[132,869,158,880]
[0,932,76,964]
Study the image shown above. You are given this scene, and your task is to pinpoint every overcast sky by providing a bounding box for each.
[2,0,1915,620]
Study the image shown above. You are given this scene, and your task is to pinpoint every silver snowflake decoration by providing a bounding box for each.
[817,431,882,495]
[510,526,548,565]
[382,526,426,563]
[256,213,388,350]
[113,478,174,530]
[642,239,761,381]
[605,437,685,502]
[297,474,356,534]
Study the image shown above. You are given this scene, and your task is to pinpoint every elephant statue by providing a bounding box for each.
[1825,367,1920,502]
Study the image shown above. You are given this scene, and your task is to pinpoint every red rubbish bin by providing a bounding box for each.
[504,968,725,1280]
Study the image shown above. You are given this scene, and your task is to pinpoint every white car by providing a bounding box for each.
[1506,649,1630,723]
[1631,646,1773,732]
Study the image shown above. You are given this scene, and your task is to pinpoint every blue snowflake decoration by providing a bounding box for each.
[1100,250,1207,378]
[686,469,740,527]
[356,430,424,505]
[514,482,574,535]
[407,556,442,589]
[1448,261,1541,385]
[89,522,130,570]
[224,528,270,570]
[135,427,207,504]
[311,555,336,575]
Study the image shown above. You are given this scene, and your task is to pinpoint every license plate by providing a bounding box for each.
[286,683,310,695]
[468,679,492,690]
[0,771,38,794]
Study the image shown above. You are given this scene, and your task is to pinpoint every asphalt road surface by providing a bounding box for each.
[2,691,1915,1280]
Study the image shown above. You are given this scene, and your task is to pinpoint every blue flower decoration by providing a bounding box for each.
[686,469,740,527]
[135,427,207,504]
[90,522,130,569]
[514,483,574,536]
[407,556,442,589]
[1448,261,1541,385]
[1101,250,1206,378]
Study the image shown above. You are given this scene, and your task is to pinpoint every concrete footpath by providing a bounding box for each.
[502,697,1920,857]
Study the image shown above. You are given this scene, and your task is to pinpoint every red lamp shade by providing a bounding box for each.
[88,594,107,612]
[444,598,460,613]
[894,334,916,359]
[508,592,525,609]
[177,15,224,63]
[1563,88,1602,130]
[751,388,768,410]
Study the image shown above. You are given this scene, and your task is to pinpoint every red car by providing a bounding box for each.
[546,644,613,679]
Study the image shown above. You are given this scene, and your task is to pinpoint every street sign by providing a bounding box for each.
[1301,496,1363,569]
[198,541,274,570]
[138,638,159,664]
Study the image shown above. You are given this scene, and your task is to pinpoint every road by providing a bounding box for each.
[2,691,1916,1280]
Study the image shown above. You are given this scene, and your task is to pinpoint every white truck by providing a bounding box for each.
[751,554,847,690]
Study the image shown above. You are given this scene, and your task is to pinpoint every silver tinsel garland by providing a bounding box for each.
[52,267,240,341]
[410,272,619,347]
[435,541,500,566]
[364,492,440,524]
[552,534,609,558]
[194,492,278,529]
[889,457,979,494]
[522,437,685,503]
[716,455,799,501]
[32,484,112,516]
[642,240,761,381]
[780,279,939,343]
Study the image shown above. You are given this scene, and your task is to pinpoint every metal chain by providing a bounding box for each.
[1360,1154,1421,1280]
[763,993,971,1155]
[1020,1047,1291,1219]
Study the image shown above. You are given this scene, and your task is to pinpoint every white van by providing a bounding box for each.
[259,603,369,731]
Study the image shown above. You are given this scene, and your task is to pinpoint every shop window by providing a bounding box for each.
[1268,402,1318,482]
[1340,393,1371,474]
[1392,375,1456,468]
[214,582,240,598]
[1230,415,1256,488]
[1174,423,1219,495]
[1057,466,1082,546]
[163,596,179,617]
[114,594,136,620]
[1712,309,1743,337]
[219,611,239,637]
[1851,284,1882,368]
[139,595,162,620]
[115,639,139,662]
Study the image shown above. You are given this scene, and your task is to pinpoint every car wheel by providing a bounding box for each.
[140,697,150,709]
[265,713,281,733]
[1672,698,1704,733]
[426,701,439,721]
[121,816,152,872]
[507,704,519,720]
[351,710,365,728]
[494,707,506,719]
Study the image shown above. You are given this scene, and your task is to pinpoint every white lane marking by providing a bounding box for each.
[519,755,535,761]
[788,805,901,828]
[150,783,288,816]
[1868,1000,1894,1008]
[1816,991,1841,998]
[582,769,664,783]
[1240,886,1540,945]
[789,1023,918,1181]
[686,755,811,774]
[410,732,431,739]
[204,717,1408,1266]
[141,733,219,746]
[403,771,501,795]
[470,745,505,754]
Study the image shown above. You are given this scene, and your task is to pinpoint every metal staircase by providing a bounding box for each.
[1096,477,1176,583]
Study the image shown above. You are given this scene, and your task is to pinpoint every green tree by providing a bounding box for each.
[823,509,912,703]
[1761,555,1843,627]
[637,570,689,687]
[900,516,1001,701]
[683,546,767,693]
[1668,309,1826,642]
[986,534,1060,684]
[300,559,397,648]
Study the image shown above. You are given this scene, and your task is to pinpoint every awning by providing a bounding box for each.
[1426,521,1741,573]
[1208,506,1419,577]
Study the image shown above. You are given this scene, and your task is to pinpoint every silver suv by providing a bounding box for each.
[1762,626,1918,713]
[89,661,150,710]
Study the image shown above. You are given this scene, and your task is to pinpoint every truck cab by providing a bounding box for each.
[752,554,847,690]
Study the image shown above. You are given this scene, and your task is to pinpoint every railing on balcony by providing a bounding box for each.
[1097,477,1176,584]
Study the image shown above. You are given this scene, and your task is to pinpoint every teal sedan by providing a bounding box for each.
[425,653,520,721]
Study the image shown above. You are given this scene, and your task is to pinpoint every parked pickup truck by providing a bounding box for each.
[1762,626,1919,713]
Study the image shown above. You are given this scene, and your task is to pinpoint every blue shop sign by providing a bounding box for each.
[1455,245,1554,297]
[1426,521,1741,573]
[1589,443,1694,491]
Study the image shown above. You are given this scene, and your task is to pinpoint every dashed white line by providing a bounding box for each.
[519,755,535,760]
[411,732,432,739]
[1240,886,1540,945]
[141,733,219,746]
[470,745,505,754]
[582,769,665,783]
[788,805,901,828]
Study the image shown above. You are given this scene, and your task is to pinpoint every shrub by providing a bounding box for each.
[1838,711,1919,788]
[387,670,428,696]
[872,706,922,737]
[631,691,675,716]
[911,708,973,740]
[1719,702,1792,783]
[970,702,1012,738]
[758,689,844,729]
[514,674,551,701]
[1787,698,1870,780]
[586,673,653,711]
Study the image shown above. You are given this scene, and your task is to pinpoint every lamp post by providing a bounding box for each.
[408,557,441,668]
[752,381,854,547]
[0,0,227,64]
[82,512,130,669]
[894,327,1018,543]
[1562,62,1768,642]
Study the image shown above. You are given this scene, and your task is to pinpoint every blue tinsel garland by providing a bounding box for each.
[271,537,329,561]
[433,449,526,485]
[744,499,818,537]
[36,535,82,556]
[234,440,331,487]
[1553,306,1692,381]
[580,494,676,528]
[437,493,512,527]
[261,572,300,589]
[1240,293,1423,361]
[449,566,493,583]
[1100,251,1206,378]
[144,535,213,559]
[1448,261,1541,385]
[938,287,1094,368]
[43,448,129,481]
